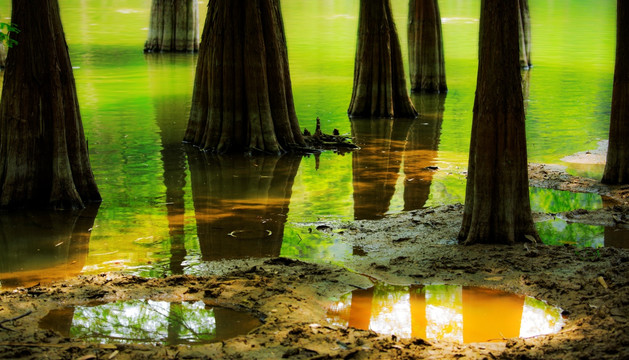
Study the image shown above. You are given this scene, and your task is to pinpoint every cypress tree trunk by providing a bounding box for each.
[0,0,100,210]
[408,0,447,93]
[184,0,305,154]
[518,0,532,69]
[0,43,6,68]
[144,0,199,53]
[602,0,629,185]
[348,0,417,118]
[457,0,538,245]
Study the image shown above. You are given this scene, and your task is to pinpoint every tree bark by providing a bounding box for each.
[348,0,417,118]
[408,0,447,93]
[518,0,532,69]
[602,0,629,185]
[0,0,101,209]
[184,0,305,154]
[144,0,199,53]
[457,0,538,245]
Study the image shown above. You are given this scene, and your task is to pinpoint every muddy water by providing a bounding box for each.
[38,300,262,345]
[0,0,618,287]
[327,284,565,343]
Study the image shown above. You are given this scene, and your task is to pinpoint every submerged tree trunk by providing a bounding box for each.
[602,0,629,185]
[184,0,305,154]
[144,0,199,53]
[348,0,417,118]
[0,0,101,209]
[458,0,538,245]
[518,0,532,69]
[408,0,447,93]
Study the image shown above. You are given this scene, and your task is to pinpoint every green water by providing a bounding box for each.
[0,1,618,286]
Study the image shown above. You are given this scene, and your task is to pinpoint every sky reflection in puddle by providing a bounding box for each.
[39,300,261,345]
[327,284,564,343]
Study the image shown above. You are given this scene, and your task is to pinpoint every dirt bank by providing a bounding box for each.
[0,164,628,359]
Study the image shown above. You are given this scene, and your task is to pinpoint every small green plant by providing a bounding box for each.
[0,22,19,48]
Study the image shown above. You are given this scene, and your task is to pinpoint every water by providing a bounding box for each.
[0,1,618,286]
[327,283,565,343]
[39,300,262,345]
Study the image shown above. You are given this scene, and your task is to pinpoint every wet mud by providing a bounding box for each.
[1,165,628,359]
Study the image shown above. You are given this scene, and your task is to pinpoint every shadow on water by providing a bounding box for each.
[0,204,100,288]
[186,151,302,260]
[351,93,445,220]
[39,300,262,345]
[327,283,564,344]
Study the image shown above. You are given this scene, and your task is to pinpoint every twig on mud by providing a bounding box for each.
[0,342,117,349]
[0,310,33,331]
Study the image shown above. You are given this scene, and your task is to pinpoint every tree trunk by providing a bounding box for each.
[602,0,629,185]
[0,0,101,210]
[457,0,538,245]
[518,0,532,69]
[144,0,199,53]
[348,0,417,118]
[0,42,6,68]
[408,0,447,93]
[184,0,305,154]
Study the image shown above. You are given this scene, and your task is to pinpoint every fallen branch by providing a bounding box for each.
[0,310,32,331]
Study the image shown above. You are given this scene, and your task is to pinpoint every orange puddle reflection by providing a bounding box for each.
[328,284,564,343]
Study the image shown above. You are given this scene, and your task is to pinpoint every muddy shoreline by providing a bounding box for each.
[1,164,628,359]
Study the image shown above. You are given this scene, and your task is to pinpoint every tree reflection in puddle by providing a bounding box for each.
[327,283,564,343]
[39,300,262,345]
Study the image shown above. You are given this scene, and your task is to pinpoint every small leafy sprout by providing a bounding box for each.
[0,22,20,48]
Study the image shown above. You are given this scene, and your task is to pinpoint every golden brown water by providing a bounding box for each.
[327,284,564,343]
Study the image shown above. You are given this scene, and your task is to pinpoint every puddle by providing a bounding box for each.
[537,218,604,248]
[327,284,564,343]
[39,300,262,345]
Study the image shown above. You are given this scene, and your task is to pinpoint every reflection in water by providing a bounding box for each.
[536,219,604,248]
[328,283,564,343]
[351,94,444,219]
[39,300,261,345]
[403,94,444,211]
[187,152,301,260]
[351,118,412,220]
[605,227,629,249]
[0,205,100,288]
[147,54,196,274]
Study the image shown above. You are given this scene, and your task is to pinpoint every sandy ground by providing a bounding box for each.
[1,164,628,359]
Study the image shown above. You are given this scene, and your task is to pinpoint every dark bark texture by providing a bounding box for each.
[0,0,100,209]
[348,0,417,118]
[184,0,305,154]
[518,0,532,69]
[408,0,447,93]
[458,0,538,245]
[602,0,629,184]
[144,0,199,53]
